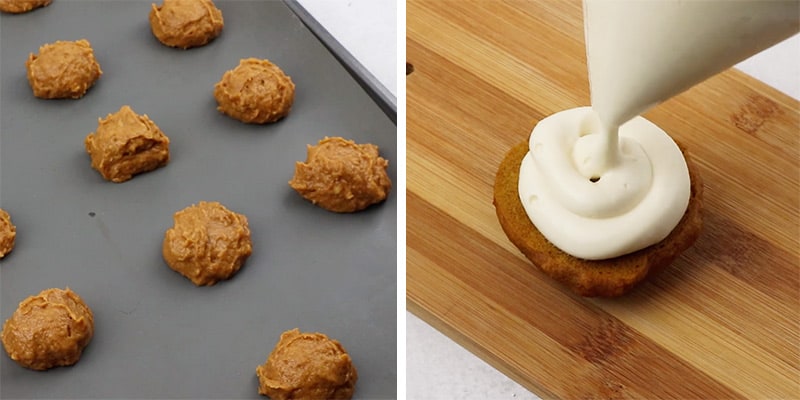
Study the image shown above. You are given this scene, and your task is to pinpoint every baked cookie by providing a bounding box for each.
[0,208,15,259]
[26,39,102,99]
[493,141,703,297]
[289,137,392,213]
[256,329,357,400]
[0,0,51,13]
[163,201,252,286]
[214,58,295,124]
[84,105,170,183]
[1,288,94,371]
[149,0,224,49]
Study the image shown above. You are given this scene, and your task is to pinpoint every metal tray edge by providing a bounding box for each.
[283,0,397,125]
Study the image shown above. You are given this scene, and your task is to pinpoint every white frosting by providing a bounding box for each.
[516,1,799,260]
[519,107,689,260]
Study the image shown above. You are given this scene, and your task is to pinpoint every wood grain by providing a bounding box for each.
[406,0,800,398]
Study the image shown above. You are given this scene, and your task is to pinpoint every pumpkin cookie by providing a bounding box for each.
[289,137,392,213]
[163,201,252,286]
[214,58,295,124]
[0,208,16,259]
[85,105,170,183]
[150,0,223,49]
[0,0,51,14]
[1,288,94,371]
[256,329,357,400]
[26,39,102,99]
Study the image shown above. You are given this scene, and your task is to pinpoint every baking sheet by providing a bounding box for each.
[0,1,397,398]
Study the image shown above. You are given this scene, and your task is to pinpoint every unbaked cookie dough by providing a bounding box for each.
[214,58,295,124]
[26,39,102,99]
[163,201,252,286]
[289,137,392,212]
[149,0,224,49]
[256,329,358,400]
[0,0,51,13]
[0,208,16,259]
[85,105,170,183]
[1,288,94,371]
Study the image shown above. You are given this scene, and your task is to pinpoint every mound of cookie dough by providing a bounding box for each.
[85,105,170,183]
[0,0,51,13]
[1,288,94,371]
[0,208,16,259]
[289,137,392,212]
[256,329,358,400]
[214,58,295,124]
[150,0,224,49]
[26,39,102,99]
[163,201,252,286]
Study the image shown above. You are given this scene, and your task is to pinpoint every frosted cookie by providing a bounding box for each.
[26,39,102,99]
[149,0,224,49]
[0,0,51,13]
[256,329,357,400]
[1,288,94,371]
[493,140,703,297]
[163,201,252,286]
[0,208,16,259]
[84,105,170,183]
[289,137,392,213]
[214,58,295,124]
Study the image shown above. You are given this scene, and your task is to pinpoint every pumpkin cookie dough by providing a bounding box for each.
[150,0,224,49]
[163,201,252,286]
[26,39,102,99]
[214,58,295,124]
[0,0,51,13]
[0,209,15,259]
[256,329,358,400]
[85,105,170,183]
[289,137,392,212]
[1,288,94,371]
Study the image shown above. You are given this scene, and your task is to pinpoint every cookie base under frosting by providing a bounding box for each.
[493,141,703,297]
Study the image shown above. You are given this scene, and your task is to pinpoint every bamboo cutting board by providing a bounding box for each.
[406,1,800,398]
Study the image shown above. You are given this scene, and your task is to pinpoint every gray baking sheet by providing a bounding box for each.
[0,1,397,398]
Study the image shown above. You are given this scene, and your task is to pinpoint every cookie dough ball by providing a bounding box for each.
[256,329,358,400]
[163,201,252,286]
[1,288,94,371]
[214,58,295,124]
[0,209,16,259]
[85,105,170,183]
[149,0,223,49]
[26,39,102,99]
[289,137,392,213]
[0,0,51,13]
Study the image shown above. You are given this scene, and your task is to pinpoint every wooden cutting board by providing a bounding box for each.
[406,1,799,398]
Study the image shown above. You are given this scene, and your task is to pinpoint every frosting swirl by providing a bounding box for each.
[518,107,690,260]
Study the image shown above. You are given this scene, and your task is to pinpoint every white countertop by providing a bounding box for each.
[296,1,799,398]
